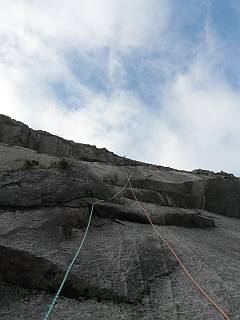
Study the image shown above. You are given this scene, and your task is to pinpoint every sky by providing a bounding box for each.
[0,0,240,175]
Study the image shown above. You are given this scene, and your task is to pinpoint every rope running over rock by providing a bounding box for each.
[43,168,135,320]
[122,166,230,320]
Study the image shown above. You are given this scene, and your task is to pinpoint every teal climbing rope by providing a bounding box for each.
[42,167,135,320]
[43,201,95,320]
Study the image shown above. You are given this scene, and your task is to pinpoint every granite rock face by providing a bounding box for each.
[0,114,136,165]
[0,114,240,319]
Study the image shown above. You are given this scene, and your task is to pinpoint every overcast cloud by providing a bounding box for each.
[0,0,239,175]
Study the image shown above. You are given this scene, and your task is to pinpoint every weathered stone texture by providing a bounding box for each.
[0,115,240,319]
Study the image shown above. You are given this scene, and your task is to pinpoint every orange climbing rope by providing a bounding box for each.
[122,166,230,320]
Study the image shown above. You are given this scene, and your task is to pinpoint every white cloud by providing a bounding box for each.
[147,34,240,174]
[0,0,171,97]
[0,77,152,157]
[0,0,170,149]
[0,0,239,175]
[0,0,170,51]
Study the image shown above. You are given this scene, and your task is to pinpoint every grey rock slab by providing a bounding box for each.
[0,168,110,208]
[0,143,59,172]
[0,212,176,304]
[96,199,215,228]
[1,212,240,319]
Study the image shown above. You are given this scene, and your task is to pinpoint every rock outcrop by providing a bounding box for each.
[0,114,137,165]
[0,114,240,319]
